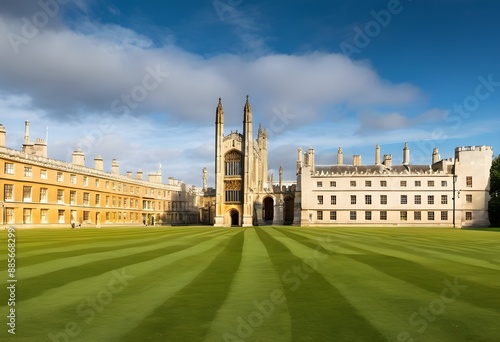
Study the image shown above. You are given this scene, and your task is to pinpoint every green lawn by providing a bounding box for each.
[1,226,499,341]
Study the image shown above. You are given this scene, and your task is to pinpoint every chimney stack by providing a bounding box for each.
[111,159,119,175]
[0,124,6,148]
[383,154,393,168]
[137,170,143,180]
[72,148,85,166]
[94,155,103,171]
[353,154,362,166]
[126,171,133,178]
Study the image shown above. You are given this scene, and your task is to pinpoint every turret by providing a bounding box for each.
[403,142,410,165]
[375,144,381,165]
[337,146,343,165]
[432,148,440,164]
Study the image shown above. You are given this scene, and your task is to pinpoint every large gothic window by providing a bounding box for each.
[225,150,242,176]
[225,180,241,203]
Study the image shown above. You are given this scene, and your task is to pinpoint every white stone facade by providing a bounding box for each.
[295,144,492,227]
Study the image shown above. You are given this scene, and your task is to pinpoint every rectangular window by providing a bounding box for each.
[23,186,32,202]
[57,172,63,182]
[400,180,407,187]
[380,195,387,205]
[414,211,421,220]
[106,181,110,189]
[401,195,407,204]
[118,183,122,191]
[83,192,90,206]
[4,162,14,174]
[317,211,323,220]
[441,211,448,220]
[428,211,435,220]
[57,189,64,204]
[70,174,76,184]
[350,211,357,220]
[41,209,48,223]
[414,195,421,204]
[330,195,336,205]
[330,211,337,220]
[58,210,65,223]
[6,208,14,224]
[365,195,372,205]
[317,181,323,188]
[23,208,32,224]
[24,166,32,177]
[317,195,323,205]
[83,211,90,222]
[106,196,110,207]
[380,211,387,220]
[400,211,407,221]
[70,191,76,205]
[441,180,447,187]
[40,169,47,179]
[466,176,472,187]
[4,184,13,201]
[380,180,387,187]
[365,180,371,187]
[441,195,448,205]
[466,194,472,203]
[330,181,336,187]
[428,180,434,187]
[95,194,100,206]
[350,195,356,205]
[83,176,88,186]
[466,212,472,220]
[415,180,421,187]
[365,211,372,220]
[350,181,356,187]
[40,188,48,202]
[428,195,434,205]
[95,179,100,187]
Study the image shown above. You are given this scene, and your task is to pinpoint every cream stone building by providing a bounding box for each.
[295,143,492,227]
[0,121,200,228]
[213,97,295,227]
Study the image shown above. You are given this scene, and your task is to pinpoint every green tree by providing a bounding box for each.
[488,155,500,227]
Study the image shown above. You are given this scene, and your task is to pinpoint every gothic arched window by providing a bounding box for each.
[225,150,242,176]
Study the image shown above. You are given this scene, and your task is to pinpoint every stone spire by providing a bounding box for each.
[215,97,224,124]
[243,95,252,123]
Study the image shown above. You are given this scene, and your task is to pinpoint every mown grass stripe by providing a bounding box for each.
[255,227,387,341]
[204,228,292,341]
[0,230,240,341]
[121,230,245,341]
[12,229,231,280]
[270,228,500,341]
[0,227,218,261]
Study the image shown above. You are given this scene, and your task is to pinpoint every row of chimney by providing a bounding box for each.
[71,148,146,179]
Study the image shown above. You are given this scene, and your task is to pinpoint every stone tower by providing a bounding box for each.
[213,96,271,227]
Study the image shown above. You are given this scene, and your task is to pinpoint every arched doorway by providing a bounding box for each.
[283,196,294,225]
[263,197,274,222]
[230,209,239,226]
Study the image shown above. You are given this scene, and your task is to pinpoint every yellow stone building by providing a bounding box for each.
[0,121,200,228]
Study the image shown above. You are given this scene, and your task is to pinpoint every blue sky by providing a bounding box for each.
[0,0,499,186]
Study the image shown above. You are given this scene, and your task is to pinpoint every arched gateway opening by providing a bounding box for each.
[263,197,274,223]
[230,209,239,226]
[283,196,294,225]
